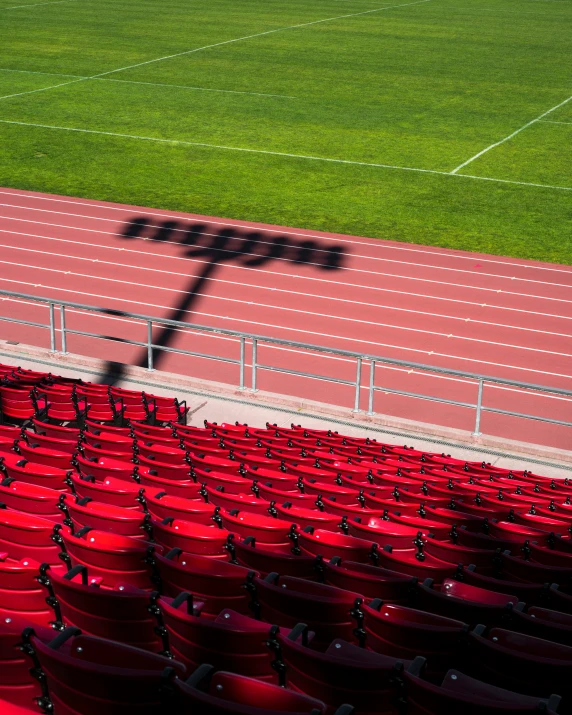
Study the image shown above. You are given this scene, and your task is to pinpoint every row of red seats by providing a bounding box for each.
[0,362,568,714]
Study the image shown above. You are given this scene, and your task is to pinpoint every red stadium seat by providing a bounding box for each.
[404,656,560,715]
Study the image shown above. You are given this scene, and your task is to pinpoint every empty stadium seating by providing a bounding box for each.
[0,361,569,713]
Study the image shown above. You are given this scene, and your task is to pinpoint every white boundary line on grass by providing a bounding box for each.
[1,0,78,9]
[0,118,571,193]
[0,69,296,99]
[0,0,431,102]
[539,119,572,126]
[450,93,572,173]
[1,189,571,276]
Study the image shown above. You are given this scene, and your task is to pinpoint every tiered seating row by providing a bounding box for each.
[0,361,569,714]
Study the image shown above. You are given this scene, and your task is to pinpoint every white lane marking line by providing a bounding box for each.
[450,93,572,174]
[1,191,571,278]
[4,257,572,340]
[0,69,296,99]
[94,78,296,99]
[2,227,572,309]
[0,0,431,101]
[3,236,571,323]
[1,0,78,9]
[1,119,571,193]
[2,210,572,289]
[4,277,572,382]
[538,119,572,125]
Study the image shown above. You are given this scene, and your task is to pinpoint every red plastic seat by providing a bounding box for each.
[324,558,416,602]
[0,478,61,520]
[151,517,228,557]
[204,487,270,516]
[278,626,411,714]
[14,440,71,470]
[228,535,318,579]
[155,549,255,615]
[193,467,253,494]
[40,564,169,651]
[144,491,216,525]
[0,553,56,626]
[348,517,431,549]
[511,604,572,647]
[417,578,520,626]
[0,451,69,491]
[275,502,341,531]
[160,596,288,681]
[0,614,54,707]
[422,535,502,571]
[57,527,156,589]
[376,543,456,583]
[0,508,61,564]
[22,627,186,715]
[62,497,148,538]
[75,454,134,481]
[220,509,294,545]
[70,473,142,509]
[174,664,330,715]
[298,527,378,563]
[404,656,560,715]
[363,600,467,677]
[249,574,362,646]
[467,626,572,706]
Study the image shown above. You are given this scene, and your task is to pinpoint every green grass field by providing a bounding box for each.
[0,0,570,262]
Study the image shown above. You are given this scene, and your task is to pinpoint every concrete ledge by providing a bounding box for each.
[1,339,571,467]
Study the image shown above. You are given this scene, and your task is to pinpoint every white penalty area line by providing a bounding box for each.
[0,69,295,99]
[0,0,431,102]
[1,0,78,9]
[450,93,572,174]
[0,118,570,193]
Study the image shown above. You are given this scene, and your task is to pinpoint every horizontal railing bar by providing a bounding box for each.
[0,315,48,330]
[372,385,475,410]
[65,329,241,366]
[1,288,572,398]
[481,406,572,429]
[255,363,357,387]
[151,344,241,365]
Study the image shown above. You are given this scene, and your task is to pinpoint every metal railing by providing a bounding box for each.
[1,288,572,439]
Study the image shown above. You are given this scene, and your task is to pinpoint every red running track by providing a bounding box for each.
[0,187,571,450]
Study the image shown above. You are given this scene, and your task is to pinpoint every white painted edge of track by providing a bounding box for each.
[0,189,571,276]
[0,0,78,9]
[2,209,572,290]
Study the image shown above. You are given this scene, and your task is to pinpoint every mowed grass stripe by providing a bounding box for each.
[0,0,570,262]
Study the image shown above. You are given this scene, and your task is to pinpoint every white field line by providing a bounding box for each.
[9,294,571,400]
[1,118,571,194]
[0,69,295,99]
[450,93,572,174]
[3,226,572,309]
[1,0,78,9]
[4,276,572,382]
[2,211,572,290]
[1,190,571,276]
[3,256,572,341]
[538,119,572,126]
[0,0,431,101]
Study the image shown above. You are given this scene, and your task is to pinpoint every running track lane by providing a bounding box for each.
[0,188,571,451]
